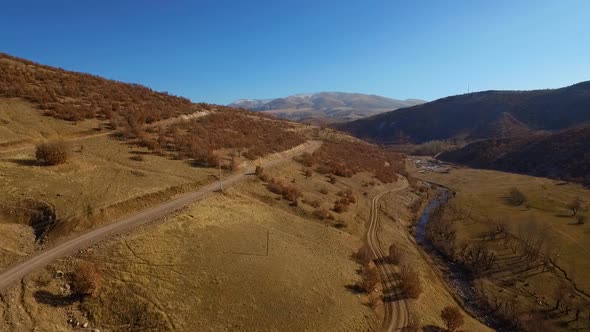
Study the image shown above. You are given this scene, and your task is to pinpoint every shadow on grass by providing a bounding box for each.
[382,292,406,302]
[33,290,81,307]
[423,325,445,332]
[5,158,39,166]
[344,284,365,295]
[555,212,574,218]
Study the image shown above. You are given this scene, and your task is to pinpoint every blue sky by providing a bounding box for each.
[2,1,589,104]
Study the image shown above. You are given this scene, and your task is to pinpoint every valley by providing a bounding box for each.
[1,5,589,329]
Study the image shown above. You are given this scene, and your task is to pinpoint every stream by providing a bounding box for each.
[415,189,509,331]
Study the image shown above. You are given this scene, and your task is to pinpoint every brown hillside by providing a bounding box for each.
[0,53,197,123]
[439,125,590,185]
[338,82,590,143]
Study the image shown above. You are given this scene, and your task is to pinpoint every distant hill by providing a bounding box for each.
[338,82,590,143]
[439,125,590,185]
[229,92,425,122]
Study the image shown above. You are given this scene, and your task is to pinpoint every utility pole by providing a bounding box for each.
[219,163,223,191]
[266,229,269,256]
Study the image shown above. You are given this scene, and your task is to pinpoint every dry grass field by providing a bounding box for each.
[0,98,220,268]
[411,160,590,330]
[0,160,386,331]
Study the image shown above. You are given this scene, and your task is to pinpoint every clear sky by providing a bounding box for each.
[2,1,589,104]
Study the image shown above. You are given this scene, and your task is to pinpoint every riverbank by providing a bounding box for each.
[414,187,508,331]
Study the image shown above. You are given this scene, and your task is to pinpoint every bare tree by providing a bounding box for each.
[399,265,422,299]
[35,140,70,165]
[358,264,380,293]
[567,197,582,216]
[72,261,101,298]
[388,244,400,264]
[440,306,464,332]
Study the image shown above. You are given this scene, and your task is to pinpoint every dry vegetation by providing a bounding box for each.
[151,110,305,163]
[297,140,405,183]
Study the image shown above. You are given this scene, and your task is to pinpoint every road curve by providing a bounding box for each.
[366,180,409,331]
[0,141,321,291]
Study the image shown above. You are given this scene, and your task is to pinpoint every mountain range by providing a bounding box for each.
[229,92,425,123]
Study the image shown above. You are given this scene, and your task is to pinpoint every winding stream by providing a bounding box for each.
[415,189,508,331]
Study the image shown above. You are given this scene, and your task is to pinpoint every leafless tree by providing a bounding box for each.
[72,261,101,298]
[35,140,70,165]
[567,197,582,216]
[399,265,422,299]
[440,306,464,332]
[388,244,400,264]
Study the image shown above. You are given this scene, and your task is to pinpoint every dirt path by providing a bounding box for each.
[0,141,320,291]
[367,179,409,331]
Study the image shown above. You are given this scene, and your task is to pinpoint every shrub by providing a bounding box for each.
[72,261,101,298]
[352,246,373,265]
[300,152,315,167]
[304,199,321,208]
[303,168,313,178]
[313,208,333,220]
[388,244,400,264]
[440,306,464,332]
[255,165,264,176]
[328,174,337,184]
[35,140,70,165]
[333,199,349,213]
[399,265,422,299]
[508,188,526,206]
[130,155,145,161]
[567,197,582,216]
[358,264,380,293]
[319,187,329,195]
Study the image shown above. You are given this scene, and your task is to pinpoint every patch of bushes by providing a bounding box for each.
[333,190,356,213]
[159,111,304,162]
[303,199,321,208]
[266,178,301,202]
[296,141,405,183]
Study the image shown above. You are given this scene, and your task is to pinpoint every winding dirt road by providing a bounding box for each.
[0,141,320,291]
[366,179,409,331]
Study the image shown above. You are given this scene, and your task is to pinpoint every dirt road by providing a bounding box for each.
[0,141,320,291]
[367,180,409,331]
